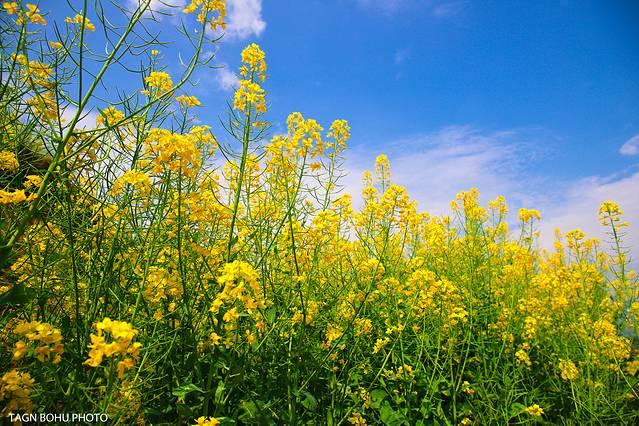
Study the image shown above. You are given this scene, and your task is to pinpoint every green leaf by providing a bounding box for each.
[301,391,318,411]
[172,383,204,400]
[370,388,388,409]
[509,402,526,419]
[379,401,408,426]
[214,381,226,404]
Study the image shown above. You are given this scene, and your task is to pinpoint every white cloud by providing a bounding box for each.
[127,0,186,15]
[224,0,266,40]
[357,0,466,17]
[216,66,239,91]
[61,106,100,130]
[620,133,639,156]
[432,1,466,18]
[341,126,639,262]
[357,0,411,14]
[537,172,639,264]
[344,126,539,214]
[394,48,411,65]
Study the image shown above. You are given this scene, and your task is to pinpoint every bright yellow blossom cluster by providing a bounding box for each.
[518,207,541,222]
[240,43,267,81]
[85,318,142,378]
[233,44,267,115]
[176,95,202,107]
[0,188,36,205]
[65,13,95,31]
[12,321,64,364]
[233,79,266,114]
[193,416,221,426]
[23,175,42,190]
[144,128,203,178]
[208,261,266,348]
[145,71,173,94]
[111,170,152,196]
[559,358,579,381]
[524,404,544,417]
[143,266,182,306]
[2,1,18,15]
[5,3,47,25]
[0,370,35,415]
[0,150,19,171]
[599,200,627,228]
[96,106,125,127]
[183,0,226,31]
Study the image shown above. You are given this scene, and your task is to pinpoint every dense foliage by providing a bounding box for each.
[1,1,638,424]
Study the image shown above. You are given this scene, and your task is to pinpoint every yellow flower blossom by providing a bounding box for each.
[0,370,35,415]
[176,95,202,107]
[85,318,142,378]
[111,170,152,196]
[524,404,544,417]
[0,150,19,171]
[3,2,18,15]
[145,71,173,93]
[348,412,367,425]
[559,358,579,381]
[65,14,95,31]
[193,417,220,426]
[12,321,64,364]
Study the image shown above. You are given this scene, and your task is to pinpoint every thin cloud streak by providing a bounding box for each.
[341,126,639,261]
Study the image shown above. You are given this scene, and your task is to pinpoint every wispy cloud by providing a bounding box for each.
[394,48,411,65]
[126,0,186,16]
[127,0,266,39]
[432,1,466,18]
[344,126,540,214]
[61,106,99,130]
[537,171,639,259]
[215,66,239,91]
[342,126,639,260]
[224,0,266,40]
[356,0,412,14]
[357,0,466,17]
[620,133,639,156]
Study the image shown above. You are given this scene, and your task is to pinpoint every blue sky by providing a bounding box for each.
[47,0,639,254]
[209,0,639,254]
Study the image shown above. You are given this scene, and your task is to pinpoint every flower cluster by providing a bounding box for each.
[65,13,95,31]
[1,189,37,205]
[111,170,152,196]
[176,95,202,108]
[144,128,203,178]
[240,43,266,81]
[0,150,19,171]
[85,318,142,378]
[183,0,226,30]
[145,71,173,94]
[208,261,267,348]
[4,3,46,25]
[12,321,64,364]
[233,44,267,115]
[96,106,125,127]
[524,404,544,417]
[0,370,35,415]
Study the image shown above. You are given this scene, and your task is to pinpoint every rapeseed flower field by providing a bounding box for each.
[1,1,638,424]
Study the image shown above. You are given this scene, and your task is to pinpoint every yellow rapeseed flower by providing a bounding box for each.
[145,71,173,94]
[0,370,35,415]
[3,2,18,15]
[0,150,19,171]
[65,14,95,31]
[524,404,544,417]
